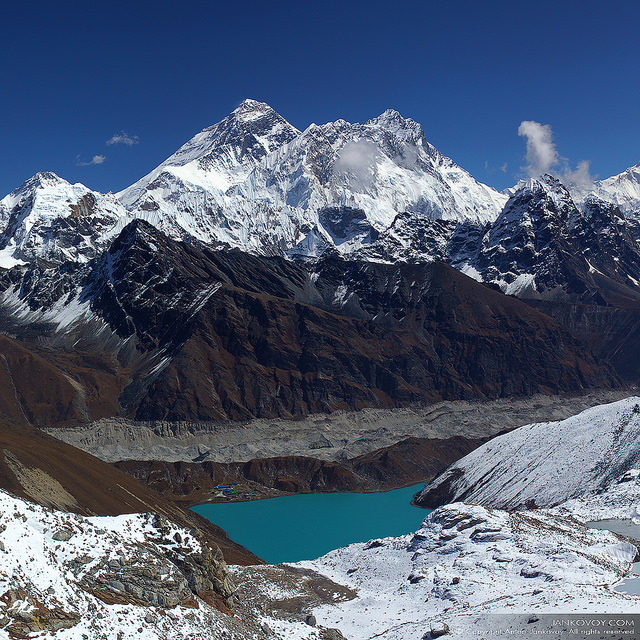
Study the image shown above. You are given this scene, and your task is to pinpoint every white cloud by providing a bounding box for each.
[76,154,106,166]
[106,132,140,146]
[518,121,558,177]
[500,162,508,173]
[517,121,594,192]
[562,159,595,195]
[334,140,379,191]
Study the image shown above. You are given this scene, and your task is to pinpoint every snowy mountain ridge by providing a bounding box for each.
[416,396,640,510]
[595,161,640,217]
[0,102,639,307]
[114,99,509,257]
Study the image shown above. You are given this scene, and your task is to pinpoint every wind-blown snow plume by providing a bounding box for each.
[518,120,558,177]
[517,121,594,194]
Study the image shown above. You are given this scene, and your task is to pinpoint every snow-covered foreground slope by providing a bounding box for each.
[6,397,640,640]
[291,501,638,640]
[0,489,324,640]
[416,396,640,510]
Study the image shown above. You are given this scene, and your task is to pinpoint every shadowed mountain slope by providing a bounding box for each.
[0,220,620,424]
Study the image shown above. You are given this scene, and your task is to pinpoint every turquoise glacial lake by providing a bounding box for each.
[191,483,431,564]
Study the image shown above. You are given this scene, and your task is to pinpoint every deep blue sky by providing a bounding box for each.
[1,0,638,197]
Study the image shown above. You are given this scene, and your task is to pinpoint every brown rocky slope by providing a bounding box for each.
[0,220,621,426]
[0,416,261,566]
[130,247,621,421]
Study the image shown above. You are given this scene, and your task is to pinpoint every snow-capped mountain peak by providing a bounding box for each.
[365,108,427,146]
[0,172,126,265]
[18,170,67,189]
[113,101,508,257]
[1,171,70,211]
[595,160,640,217]
[232,97,277,120]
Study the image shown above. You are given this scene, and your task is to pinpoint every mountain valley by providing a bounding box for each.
[2,100,640,638]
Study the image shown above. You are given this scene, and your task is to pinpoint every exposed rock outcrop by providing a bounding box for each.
[76,513,236,610]
[0,219,622,425]
[0,589,80,637]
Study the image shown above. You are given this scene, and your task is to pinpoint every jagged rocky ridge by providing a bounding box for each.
[2,106,640,314]
[0,218,619,424]
[2,102,640,311]
[358,175,640,305]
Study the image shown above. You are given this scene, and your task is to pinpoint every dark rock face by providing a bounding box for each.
[526,300,640,382]
[0,219,620,423]
[475,178,640,304]
[77,544,193,608]
[135,267,617,420]
[318,206,379,246]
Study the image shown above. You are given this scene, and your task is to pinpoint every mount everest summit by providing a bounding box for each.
[2,98,640,304]
[0,100,639,423]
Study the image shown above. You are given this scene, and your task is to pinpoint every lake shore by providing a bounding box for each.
[47,388,636,507]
